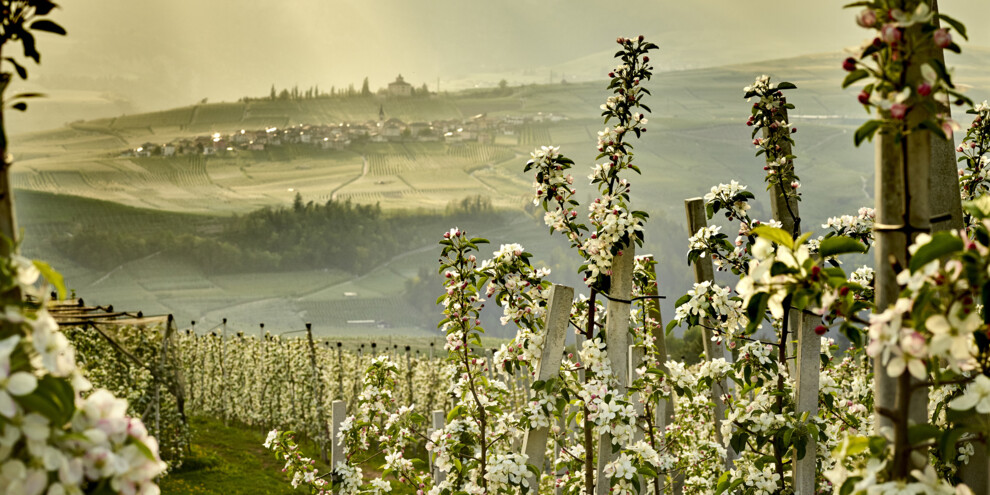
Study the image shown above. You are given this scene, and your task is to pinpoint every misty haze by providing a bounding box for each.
[4,1,990,493]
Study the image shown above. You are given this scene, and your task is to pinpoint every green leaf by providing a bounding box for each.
[637,465,657,478]
[34,260,66,300]
[940,427,968,462]
[917,119,947,139]
[20,29,39,63]
[776,82,797,90]
[909,232,962,273]
[715,472,730,495]
[29,19,66,35]
[132,439,156,461]
[750,225,793,249]
[818,236,868,258]
[842,70,869,88]
[14,375,76,426]
[11,102,27,111]
[963,196,990,220]
[746,292,769,331]
[5,58,26,79]
[939,14,968,41]
[907,423,941,445]
[446,406,461,423]
[854,120,882,147]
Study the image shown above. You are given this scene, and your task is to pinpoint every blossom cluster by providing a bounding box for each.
[958,100,990,209]
[672,281,747,343]
[526,35,655,289]
[703,180,755,223]
[0,253,167,495]
[820,207,875,250]
[264,429,333,494]
[482,243,553,372]
[845,1,969,145]
[744,75,801,211]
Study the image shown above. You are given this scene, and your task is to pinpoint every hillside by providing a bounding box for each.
[14,50,990,336]
[17,50,990,218]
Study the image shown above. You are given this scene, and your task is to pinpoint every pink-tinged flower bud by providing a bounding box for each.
[934,29,952,48]
[616,37,625,44]
[856,9,876,28]
[890,103,908,120]
[753,138,761,145]
[638,35,644,42]
[858,91,870,105]
[643,56,649,63]
[608,72,615,78]
[791,127,797,133]
[942,121,956,140]
[917,83,932,97]
[957,146,964,153]
[881,24,901,44]
[842,57,858,72]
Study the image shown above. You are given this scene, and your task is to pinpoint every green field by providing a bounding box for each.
[14,50,990,338]
[160,416,417,495]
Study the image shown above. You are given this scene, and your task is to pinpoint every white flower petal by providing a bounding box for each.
[7,372,37,396]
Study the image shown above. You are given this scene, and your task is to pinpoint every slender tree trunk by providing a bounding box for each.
[0,69,18,260]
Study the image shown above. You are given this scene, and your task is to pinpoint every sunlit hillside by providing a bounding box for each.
[15,49,990,336]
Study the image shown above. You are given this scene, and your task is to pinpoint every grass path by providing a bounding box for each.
[160,416,329,494]
[160,416,415,495]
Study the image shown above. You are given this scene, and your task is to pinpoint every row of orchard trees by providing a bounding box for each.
[173,330,454,454]
[262,1,990,495]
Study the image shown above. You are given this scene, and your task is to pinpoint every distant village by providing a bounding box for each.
[121,75,568,158]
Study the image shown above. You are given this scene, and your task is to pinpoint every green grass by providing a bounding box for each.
[160,416,327,495]
[160,416,415,495]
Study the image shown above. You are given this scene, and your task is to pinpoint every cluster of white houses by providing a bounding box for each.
[122,110,568,158]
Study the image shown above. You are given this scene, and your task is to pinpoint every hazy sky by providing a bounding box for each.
[14,0,990,127]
